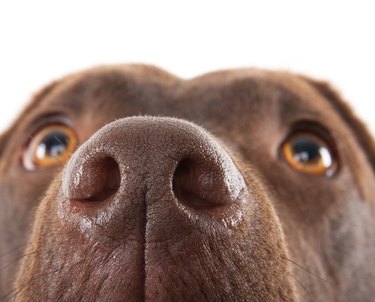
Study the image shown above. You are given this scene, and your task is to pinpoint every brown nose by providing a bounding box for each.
[61,117,247,239]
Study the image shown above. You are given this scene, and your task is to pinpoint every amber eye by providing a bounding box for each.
[23,125,78,170]
[282,132,336,176]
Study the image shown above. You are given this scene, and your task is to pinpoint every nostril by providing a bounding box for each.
[63,156,121,203]
[172,159,228,210]
[84,157,121,202]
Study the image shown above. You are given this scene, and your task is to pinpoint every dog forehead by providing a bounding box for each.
[33,66,336,121]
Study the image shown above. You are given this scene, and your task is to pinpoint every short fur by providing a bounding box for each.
[0,65,374,301]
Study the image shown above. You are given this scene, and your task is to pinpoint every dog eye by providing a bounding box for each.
[281,132,336,176]
[23,125,78,170]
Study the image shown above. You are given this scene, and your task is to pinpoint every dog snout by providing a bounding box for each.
[61,117,247,235]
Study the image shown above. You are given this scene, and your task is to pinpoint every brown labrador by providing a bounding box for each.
[0,65,374,301]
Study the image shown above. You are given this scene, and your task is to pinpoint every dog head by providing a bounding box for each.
[1,65,374,301]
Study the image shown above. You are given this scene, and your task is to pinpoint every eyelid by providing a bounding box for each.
[21,114,75,153]
[287,121,336,143]
[25,114,75,136]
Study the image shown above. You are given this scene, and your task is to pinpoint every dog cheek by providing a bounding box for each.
[0,173,47,294]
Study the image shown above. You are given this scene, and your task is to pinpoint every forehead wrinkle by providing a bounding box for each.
[37,80,172,130]
[271,77,343,127]
[39,74,133,120]
[220,70,339,123]
[276,86,323,121]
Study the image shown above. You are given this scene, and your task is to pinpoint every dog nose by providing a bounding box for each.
[62,117,246,226]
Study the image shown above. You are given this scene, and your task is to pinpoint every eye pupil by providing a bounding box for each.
[291,138,321,163]
[36,132,70,159]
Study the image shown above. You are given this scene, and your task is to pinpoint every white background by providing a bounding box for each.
[0,1,374,134]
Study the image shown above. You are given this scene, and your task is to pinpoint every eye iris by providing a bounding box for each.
[36,132,70,160]
[282,133,335,175]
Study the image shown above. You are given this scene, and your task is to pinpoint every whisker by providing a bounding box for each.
[0,250,39,272]
[290,274,313,298]
[1,268,61,302]
[284,256,332,284]
[0,242,31,258]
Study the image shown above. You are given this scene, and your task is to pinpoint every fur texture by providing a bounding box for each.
[0,65,374,301]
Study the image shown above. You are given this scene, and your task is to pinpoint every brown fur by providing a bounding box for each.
[0,65,374,301]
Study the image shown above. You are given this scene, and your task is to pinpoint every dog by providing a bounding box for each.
[0,65,374,301]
